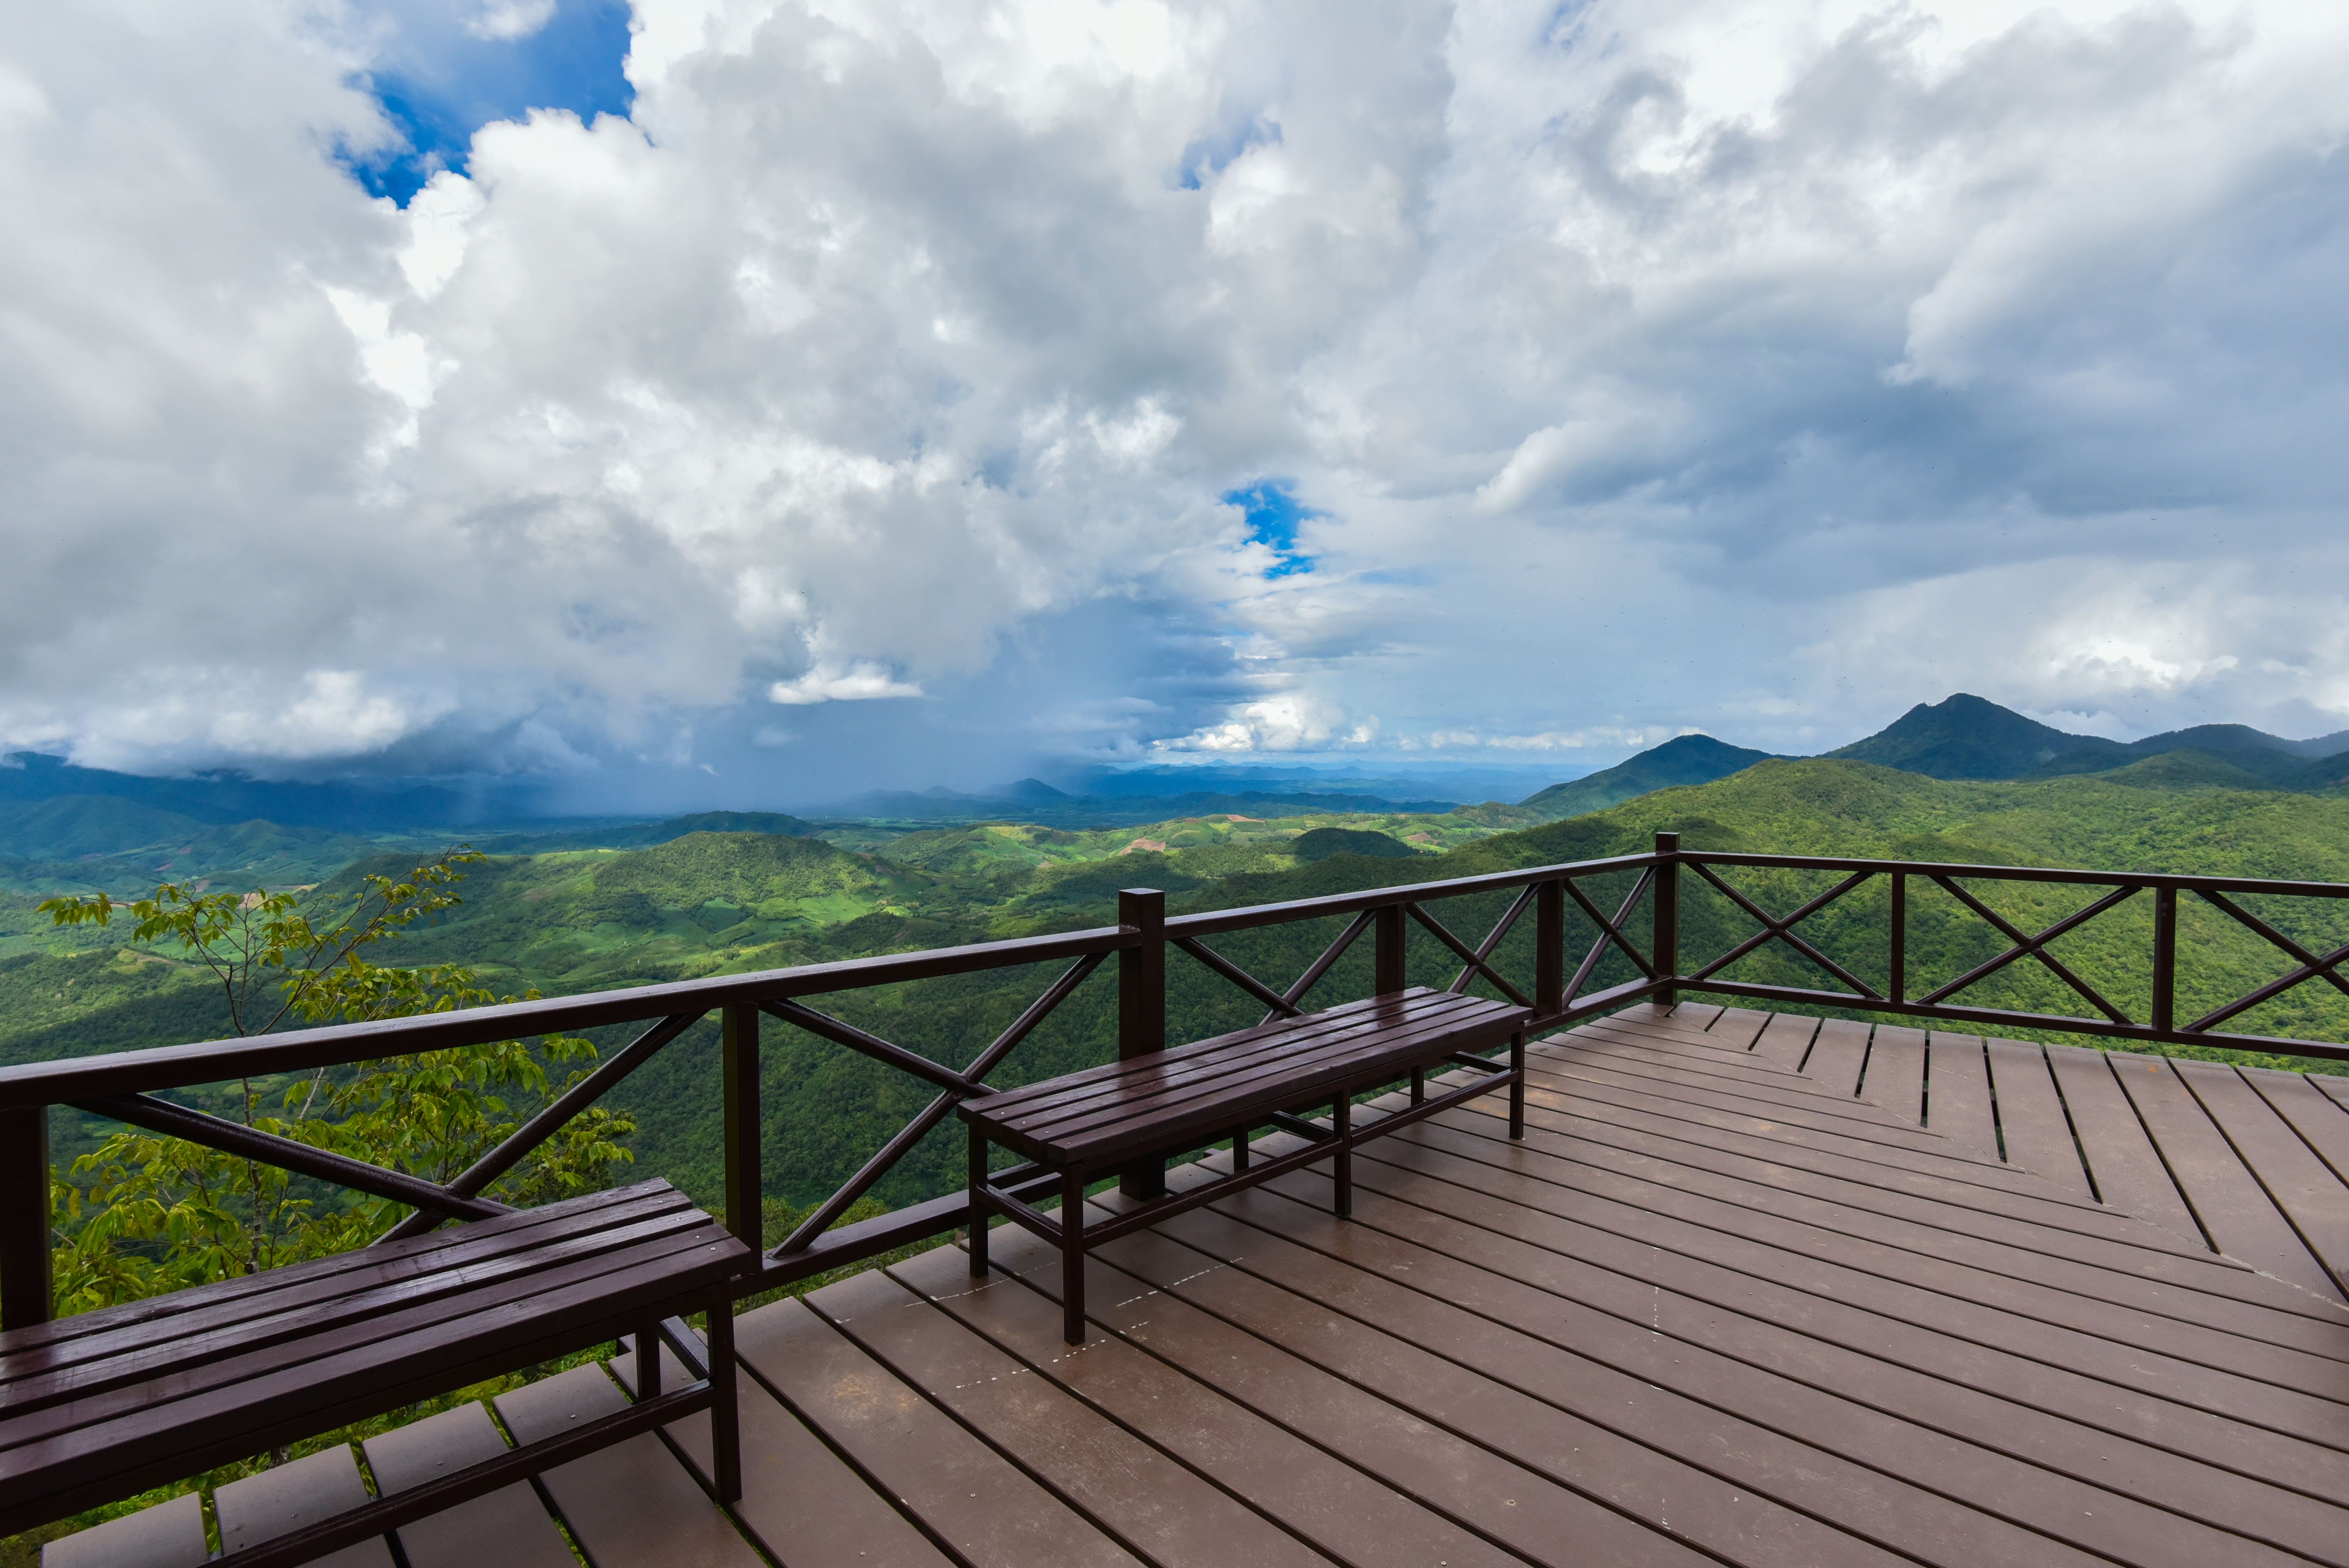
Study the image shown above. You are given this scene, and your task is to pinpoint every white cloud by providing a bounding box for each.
[4,0,2349,792]
[768,662,925,705]
[464,0,559,43]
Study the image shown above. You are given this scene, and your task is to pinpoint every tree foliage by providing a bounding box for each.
[39,852,634,1314]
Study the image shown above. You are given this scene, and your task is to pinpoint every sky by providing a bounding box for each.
[3,0,2347,810]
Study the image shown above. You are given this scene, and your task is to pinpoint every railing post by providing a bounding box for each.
[1118,889,1167,1199]
[2151,885,2178,1036]
[0,1104,52,1332]
[1652,832,1680,1010]
[1374,905,1407,995]
[1535,879,1565,1017]
[722,1005,762,1254]
[1890,872,1907,1004]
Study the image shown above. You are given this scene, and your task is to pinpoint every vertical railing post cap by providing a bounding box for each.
[1654,831,1680,853]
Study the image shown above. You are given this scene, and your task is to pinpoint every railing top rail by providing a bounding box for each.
[1164,851,1662,938]
[0,851,1669,1108]
[10,840,2349,1109]
[0,923,1133,1109]
[1680,850,2349,900]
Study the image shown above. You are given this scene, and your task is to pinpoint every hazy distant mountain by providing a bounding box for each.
[811,784,1455,827]
[472,811,819,854]
[1828,695,2349,784]
[0,751,507,831]
[1518,735,1779,819]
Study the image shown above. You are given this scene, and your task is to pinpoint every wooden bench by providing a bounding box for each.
[0,1179,751,1567]
[962,986,1530,1342]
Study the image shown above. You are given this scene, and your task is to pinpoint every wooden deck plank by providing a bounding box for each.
[38,1492,206,1568]
[2109,1052,2343,1299]
[1534,1032,2074,1195]
[2044,1045,2207,1239]
[1479,1076,2336,1320]
[1985,1039,2095,1199]
[884,1243,1522,1568]
[1109,1192,2132,1568]
[495,1365,762,1568]
[2248,1069,2349,1186]
[2312,1072,2349,1112]
[608,1336,957,1568]
[210,1445,393,1568]
[1188,1163,2349,1566]
[1748,1012,1818,1068]
[739,1296,1140,1568]
[1702,1006,1775,1049]
[2176,1061,2349,1300]
[1075,1203,1942,1568]
[361,1402,573,1568]
[1554,1027,1960,1137]
[811,1267,1331,1568]
[1320,1126,2349,1467]
[1515,1056,2225,1264]
[1800,1018,1872,1096]
[1859,1024,1926,1125]
[1925,1032,2001,1157]
[1411,1089,2349,1360]
[955,1223,1709,1568]
[1523,1049,2061,1195]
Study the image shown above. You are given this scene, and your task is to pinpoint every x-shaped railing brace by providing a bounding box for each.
[1917,877,2138,1025]
[1561,870,1658,1005]
[1172,908,1380,1030]
[1684,865,1882,998]
[763,952,1105,1257]
[2185,890,2349,1033]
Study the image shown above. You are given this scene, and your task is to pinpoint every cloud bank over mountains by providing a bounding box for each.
[3,0,2346,801]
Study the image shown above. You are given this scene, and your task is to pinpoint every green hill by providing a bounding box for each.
[1518,734,1777,819]
[10,762,2349,1218]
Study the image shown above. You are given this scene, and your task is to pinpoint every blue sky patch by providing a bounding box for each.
[339,0,635,206]
[1179,114,1281,190]
[1225,481,1320,577]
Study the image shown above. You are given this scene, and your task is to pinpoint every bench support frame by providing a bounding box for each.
[967,1034,1524,1343]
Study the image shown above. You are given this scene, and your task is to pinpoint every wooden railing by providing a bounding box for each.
[4,833,2346,1332]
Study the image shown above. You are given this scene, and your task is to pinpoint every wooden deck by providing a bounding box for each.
[49,1004,2349,1567]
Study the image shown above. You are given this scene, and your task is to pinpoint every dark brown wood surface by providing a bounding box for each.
[964,988,1524,1167]
[37,1005,2349,1568]
[361,1400,574,1568]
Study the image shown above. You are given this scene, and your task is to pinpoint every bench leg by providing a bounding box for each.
[968,1127,990,1279]
[638,1322,661,1398]
[708,1287,742,1503]
[1510,1030,1526,1140]
[1332,1094,1353,1219]
[1060,1170,1088,1344]
[1410,1065,1424,1104]
[1231,1125,1250,1173]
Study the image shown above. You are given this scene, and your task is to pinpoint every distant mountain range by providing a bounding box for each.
[1512,694,2349,816]
[809,779,1457,827]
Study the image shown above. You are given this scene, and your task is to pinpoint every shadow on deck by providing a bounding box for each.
[53,1004,2349,1567]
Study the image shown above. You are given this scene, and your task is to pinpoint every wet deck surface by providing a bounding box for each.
[55,1005,2349,1567]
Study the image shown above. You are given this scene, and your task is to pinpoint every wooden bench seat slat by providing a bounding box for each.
[979,992,1501,1128]
[1,1183,683,1359]
[2,1218,731,1430]
[4,1205,719,1407]
[0,1226,738,1481]
[982,993,1524,1165]
[1023,1018,1513,1166]
[0,1180,751,1542]
[998,998,1507,1142]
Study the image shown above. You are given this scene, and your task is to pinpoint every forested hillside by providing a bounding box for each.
[11,756,2349,1219]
